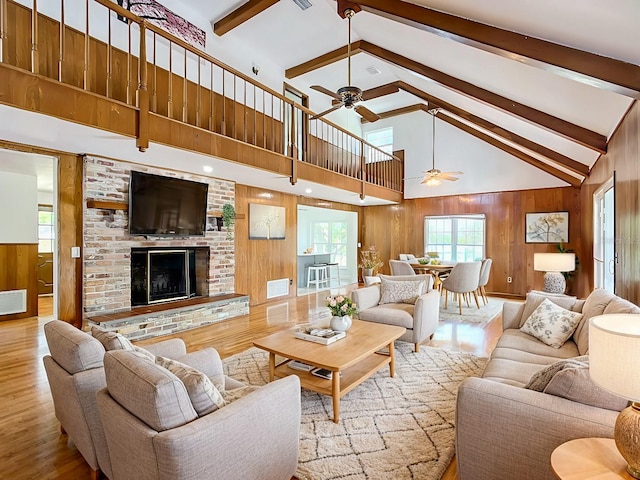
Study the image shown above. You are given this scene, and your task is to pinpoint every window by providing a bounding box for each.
[424,214,485,262]
[364,127,393,163]
[312,221,348,266]
[38,205,55,253]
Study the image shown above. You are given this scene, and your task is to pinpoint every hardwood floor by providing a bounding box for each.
[0,289,504,479]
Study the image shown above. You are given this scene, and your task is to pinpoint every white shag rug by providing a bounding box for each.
[439,296,504,324]
[223,343,487,480]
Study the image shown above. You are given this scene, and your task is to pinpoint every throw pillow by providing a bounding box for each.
[519,291,577,328]
[544,365,629,411]
[525,355,590,391]
[221,385,260,404]
[520,298,583,348]
[155,356,225,416]
[92,326,135,351]
[379,277,425,305]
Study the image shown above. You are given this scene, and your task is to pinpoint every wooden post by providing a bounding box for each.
[136,22,149,152]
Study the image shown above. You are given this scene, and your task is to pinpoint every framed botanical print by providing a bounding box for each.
[525,211,569,243]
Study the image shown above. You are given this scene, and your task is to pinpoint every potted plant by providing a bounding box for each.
[326,294,357,332]
[358,247,384,277]
[222,203,235,240]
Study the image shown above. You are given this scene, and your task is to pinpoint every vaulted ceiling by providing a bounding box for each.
[181,0,638,198]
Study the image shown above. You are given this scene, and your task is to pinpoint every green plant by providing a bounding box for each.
[326,294,357,317]
[557,242,579,280]
[222,203,235,240]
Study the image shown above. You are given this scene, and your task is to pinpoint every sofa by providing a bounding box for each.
[351,274,439,352]
[455,289,640,480]
[97,349,301,480]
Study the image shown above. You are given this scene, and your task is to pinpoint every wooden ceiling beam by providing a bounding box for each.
[436,113,583,187]
[350,0,640,99]
[397,82,590,176]
[286,40,607,153]
[285,41,365,79]
[214,0,280,36]
[359,41,607,154]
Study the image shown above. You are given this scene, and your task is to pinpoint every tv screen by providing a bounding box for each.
[129,171,208,237]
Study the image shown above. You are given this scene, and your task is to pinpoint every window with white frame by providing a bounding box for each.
[312,221,348,266]
[364,127,393,163]
[424,214,485,262]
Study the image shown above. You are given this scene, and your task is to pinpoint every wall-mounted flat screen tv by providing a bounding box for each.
[129,171,208,237]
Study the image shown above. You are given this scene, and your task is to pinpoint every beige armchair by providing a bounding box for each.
[97,349,301,480]
[440,261,482,315]
[476,258,493,305]
[389,259,416,275]
[351,274,439,352]
[42,320,220,480]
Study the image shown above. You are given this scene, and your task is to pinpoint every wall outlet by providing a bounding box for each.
[507,276,512,283]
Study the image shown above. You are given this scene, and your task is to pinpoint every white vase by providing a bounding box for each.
[330,315,352,332]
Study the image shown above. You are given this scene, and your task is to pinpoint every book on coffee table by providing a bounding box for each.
[294,326,346,345]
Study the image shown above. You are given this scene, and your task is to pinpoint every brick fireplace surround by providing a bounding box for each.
[82,156,248,340]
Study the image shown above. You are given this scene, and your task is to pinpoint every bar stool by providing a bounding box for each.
[326,262,343,286]
[306,264,329,289]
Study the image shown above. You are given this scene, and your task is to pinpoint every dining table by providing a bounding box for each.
[411,263,454,288]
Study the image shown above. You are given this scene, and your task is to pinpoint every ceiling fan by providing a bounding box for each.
[420,108,463,186]
[310,8,380,123]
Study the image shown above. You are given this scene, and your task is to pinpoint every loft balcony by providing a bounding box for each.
[0,0,402,204]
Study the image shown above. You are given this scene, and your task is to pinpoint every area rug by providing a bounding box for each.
[223,343,487,480]
[439,296,504,324]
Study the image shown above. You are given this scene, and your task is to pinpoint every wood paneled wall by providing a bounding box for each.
[0,244,38,320]
[581,101,640,304]
[361,187,585,298]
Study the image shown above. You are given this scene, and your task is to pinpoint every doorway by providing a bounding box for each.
[593,176,615,293]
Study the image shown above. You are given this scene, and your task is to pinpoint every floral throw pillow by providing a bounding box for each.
[379,278,425,305]
[520,298,583,348]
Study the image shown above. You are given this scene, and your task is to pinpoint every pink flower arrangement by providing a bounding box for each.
[326,295,357,317]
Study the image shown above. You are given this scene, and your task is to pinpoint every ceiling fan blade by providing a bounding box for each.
[310,85,341,100]
[355,105,380,123]
[438,174,460,182]
[361,83,400,101]
[310,103,344,120]
[439,171,464,176]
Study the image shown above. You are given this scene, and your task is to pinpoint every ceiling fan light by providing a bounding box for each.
[424,177,441,187]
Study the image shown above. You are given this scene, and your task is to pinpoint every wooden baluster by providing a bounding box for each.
[253,84,256,146]
[151,32,157,113]
[126,21,131,103]
[243,79,247,143]
[208,63,214,131]
[58,0,64,82]
[221,69,226,135]
[106,7,111,98]
[360,142,366,200]
[84,0,90,90]
[262,90,266,148]
[167,42,172,118]
[196,57,201,128]
[290,102,297,185]
[31,0,38,73]
[136,21,149,152]
[182,47,187,123]
[0,0,6,63]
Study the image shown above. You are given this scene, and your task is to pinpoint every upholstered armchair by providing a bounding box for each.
[476,258,493,305]
[389,259,417,275]
[42,320,217,480]
[352,274,439,352]
[440,261,482,315]
[97,349,301,480]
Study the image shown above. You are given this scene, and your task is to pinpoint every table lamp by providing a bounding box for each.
[533,253,575,294]
[589,314,640,479]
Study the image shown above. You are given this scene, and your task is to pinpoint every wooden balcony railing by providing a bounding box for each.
[0,0,403,195]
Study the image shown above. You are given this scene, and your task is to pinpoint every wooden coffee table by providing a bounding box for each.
[253,319,406,423]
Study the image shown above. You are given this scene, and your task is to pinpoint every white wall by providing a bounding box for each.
[0,172,38,243]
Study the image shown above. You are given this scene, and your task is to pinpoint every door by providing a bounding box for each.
[593,177,615,293]
[37,206,55,295]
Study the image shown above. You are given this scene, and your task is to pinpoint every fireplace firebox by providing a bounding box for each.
[131,248,201,306]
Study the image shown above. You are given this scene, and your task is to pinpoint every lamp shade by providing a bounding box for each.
[589,314,640,402]
[533,253,575,272]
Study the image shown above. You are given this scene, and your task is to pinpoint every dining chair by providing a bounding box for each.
[389,260,416,276]
[476,258,493,305]
[440,261,482,315]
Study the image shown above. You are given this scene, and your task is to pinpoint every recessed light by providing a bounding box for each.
[202,165,213,173]
[305,188,312,194]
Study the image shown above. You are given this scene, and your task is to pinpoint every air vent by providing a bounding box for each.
[0,289,27,315]
[291,0,312,10]
[366,65,381,75]
[267,278,289,299]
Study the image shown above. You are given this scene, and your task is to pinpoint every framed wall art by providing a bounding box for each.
[249,204,285,240]
[525,211,569,243]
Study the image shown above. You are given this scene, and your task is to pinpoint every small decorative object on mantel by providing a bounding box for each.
[326,295,357,332]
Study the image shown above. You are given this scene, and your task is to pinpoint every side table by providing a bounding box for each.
[551,438,633,479]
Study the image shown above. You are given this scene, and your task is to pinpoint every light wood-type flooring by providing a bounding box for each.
[0,290,505,480]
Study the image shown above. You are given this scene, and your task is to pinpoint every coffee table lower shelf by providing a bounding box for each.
[275,352,390,397]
